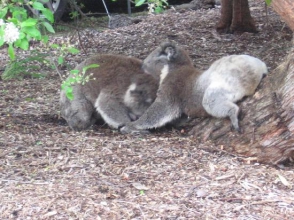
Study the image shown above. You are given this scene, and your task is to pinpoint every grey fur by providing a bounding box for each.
[60,54,158,131]
[120,42,268,134]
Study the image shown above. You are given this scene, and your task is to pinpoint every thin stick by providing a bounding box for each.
[234,200,280,211]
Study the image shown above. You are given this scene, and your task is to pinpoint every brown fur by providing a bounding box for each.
[60,54,159,131]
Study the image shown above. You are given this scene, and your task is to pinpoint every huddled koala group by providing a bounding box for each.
[60,42,268,134]
[60,54,158,131]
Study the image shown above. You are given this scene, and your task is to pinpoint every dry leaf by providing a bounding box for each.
[196,189,208,197]
[131,182,150,190]
[43,210,57,217]
[277,174,292,188]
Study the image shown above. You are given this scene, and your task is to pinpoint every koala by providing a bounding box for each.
[60,54,159,131]
[199,54,268,131]
[120,42,268,134]
[123,75,158,121]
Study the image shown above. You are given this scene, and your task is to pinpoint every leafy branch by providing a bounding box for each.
[61,64,99,100]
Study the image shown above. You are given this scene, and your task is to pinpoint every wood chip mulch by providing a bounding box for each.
[0,0,293,219]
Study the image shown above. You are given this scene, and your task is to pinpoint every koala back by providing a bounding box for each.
[77,55,146,102]
[199,54,268,102]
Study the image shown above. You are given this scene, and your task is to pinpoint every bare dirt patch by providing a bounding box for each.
[0,0,293,219]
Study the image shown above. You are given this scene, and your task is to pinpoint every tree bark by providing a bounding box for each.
[271,0,294,31]
[216,0,257,33]
[216,0,233,33]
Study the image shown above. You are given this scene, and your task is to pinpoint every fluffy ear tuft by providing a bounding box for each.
[160,42,177,61]
[165,46,176,61]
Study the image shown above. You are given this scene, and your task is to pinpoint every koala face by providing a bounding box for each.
[142,46,172,77]
[60,97,97,131]
[124,75,158,120]
[67,112,95,131]
[142,42,194,79]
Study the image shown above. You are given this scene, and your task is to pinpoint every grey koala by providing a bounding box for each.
[120,42,268,134]
[60,54,159,131]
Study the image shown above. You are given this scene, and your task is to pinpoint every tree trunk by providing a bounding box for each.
[271,0,294,31]
[216,0,233,33]
[216,0,257,33]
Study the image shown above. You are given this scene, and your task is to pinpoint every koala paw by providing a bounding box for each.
[120,124,150,135]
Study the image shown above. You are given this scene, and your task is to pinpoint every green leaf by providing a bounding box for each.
[135,0,146,7]
[58,56,64,65]
[41,35,49,43]
[0,7,8,19]
[70,69,79,75]
[19,38,29,50]
[42,21,55,33]
[162,0,169,5]
[67,77,76,84]
[0,38,4,47]
[61,82,71,89]
[51,44,60,49]
[154,7,163,14]
[66,91,74,100]
[67,47,80,54]
[16,38,29,50]
[62,86,74,100]
[0,29,4,47]
[7,17,18,24]
[8,44,15,60]
[265,0,272,6]
[12,10,27,21]
[41,8,54,23]
[19,32,26,39]
[22,26,41,39]
[82,64,99,73]
[32,2,46,10]
[30,73,46,78]
[21,18,37,27]
[61,83,66,90]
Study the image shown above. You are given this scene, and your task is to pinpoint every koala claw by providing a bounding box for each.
[120,125,150,135]
[231,124,243,134]
[237,127,243,134]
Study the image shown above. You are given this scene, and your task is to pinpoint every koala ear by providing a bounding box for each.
[160,42,177,61]
[165,46,176,61]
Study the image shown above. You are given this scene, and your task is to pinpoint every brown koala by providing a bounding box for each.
[60,54,159,131]
[120,42,268,134]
